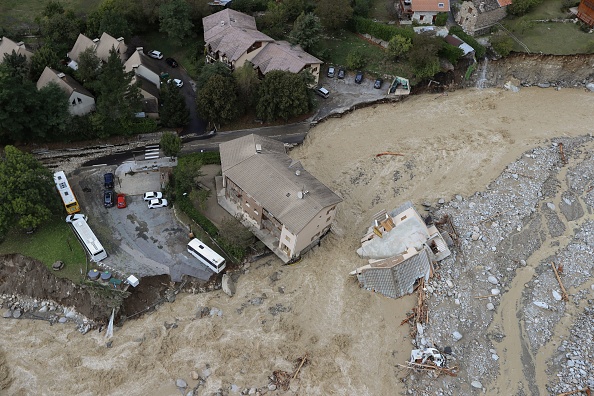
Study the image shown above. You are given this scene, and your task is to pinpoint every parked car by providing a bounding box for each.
[104,190,114,208]
[327,66,335,78]
[374,78,383,89]
[165,57,178,67]
[315,87,330,99]
[148,50,163,60]
[143,191,163,201]
[337,68,345,79]
[148,198,168,209]
[355,71,364,84]
[117,193,127,209]
[104,173,114,189]
[168,78,183,88]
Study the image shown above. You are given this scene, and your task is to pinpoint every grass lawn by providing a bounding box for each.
[501,0,594,54]
[0,0,99,32]
[0,217,88,282]
[140,31,205,79]
[314,30,413,80]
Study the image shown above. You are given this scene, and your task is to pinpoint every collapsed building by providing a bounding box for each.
[350,201,451,298]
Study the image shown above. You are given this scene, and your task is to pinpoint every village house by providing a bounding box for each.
[203,8,322,84]
[36,67,96,116]
[124,48,163,90]
[400,0,450,24]
[0,36,34,61]
[577,0,594,26]
[217,134,342,263]
[68,32,127,69]
[350,202,451,299]
[133,75,160,119]
[455,0,512,36]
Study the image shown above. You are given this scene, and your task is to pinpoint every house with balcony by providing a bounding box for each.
[0,36,34,61]
[203,9,322,84]
[350,202,451,299]
[400,0,450,24]
[217,134,342,263]
[36,67,95,116]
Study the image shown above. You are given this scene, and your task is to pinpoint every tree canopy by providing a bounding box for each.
[408,34,442,80]
[290,12,322,52]
[196,74,241,126]
[159,0,195,45]
[315,0,353,30]
[256,70,309,122]
[0,146,60,239]
[160,132,182,158]
[30,45,61,81]
[160,82,190,128]
[36,1,82,54]
[387,34,412,60]
[234,63,261,112]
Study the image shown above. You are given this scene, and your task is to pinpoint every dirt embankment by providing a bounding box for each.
[469,53,594,88]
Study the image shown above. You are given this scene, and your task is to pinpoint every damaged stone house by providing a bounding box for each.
[455,0,512,36]
[351,201,451,299]
[217,134,342,263]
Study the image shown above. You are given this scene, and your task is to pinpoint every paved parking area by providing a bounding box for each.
[69,160,213,282]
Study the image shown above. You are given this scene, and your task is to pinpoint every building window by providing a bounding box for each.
[312,67,318,72]
[438,2,444,7]
[72,99,76,105]
[77,97,82,104]
[420,14,425,20]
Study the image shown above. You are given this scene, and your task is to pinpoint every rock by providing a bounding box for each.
[533,301,549,309]
[268,384,277,391]
[12,310,21,319]
[176,379,187,388]
[538,82,551,88]
[446,279,454,288]
[438,198,445,204]
[586,82,594,92]
[426,286,434,293]
[3,310,12,318]
[491,288,500,295]
[455,299,460,305]
[504,81,520,92]
[471,232,480,241]
[486,303,495,311]
[488,276,499,285]
[202,368,211,378]
[222,274,236,297]
[547,202,556,210]
[186,391,194,396]
[552,290,562,301]
[492,354,499,361]
[417,323,424,336]
[39,306,48,313]
[269,272,279,282]
[520,260,527,266]
[452,331,463,341]
[230,384,240,393]
[191,370,199,380]
[248,388,256,395]
[52,260,64,271]
[471,380,483,389]
[58,317,67,323]
[567,359,575,367]
[456,195,463,201]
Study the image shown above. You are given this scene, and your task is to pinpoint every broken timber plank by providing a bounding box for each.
[551,262,569,302]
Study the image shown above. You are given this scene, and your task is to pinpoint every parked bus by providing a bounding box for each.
[67,215,107,262]
[53,171,80,214]
[187,238,226,273]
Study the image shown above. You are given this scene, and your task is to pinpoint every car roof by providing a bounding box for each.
[318,87,329,94]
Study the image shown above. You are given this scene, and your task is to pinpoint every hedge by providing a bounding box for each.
[353,16,414,41]
[449,26,486,58]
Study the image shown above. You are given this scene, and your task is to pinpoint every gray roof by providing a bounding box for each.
[68,33,95,62]
[203,9,274,62]
[0,36,34,60]
[36,67,94,98]
[251,41,322,75]
[125,50,163,76]
[220,134,342,234]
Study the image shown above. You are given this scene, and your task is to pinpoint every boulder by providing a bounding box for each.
[222,274,236,297]
[52,261,64,271]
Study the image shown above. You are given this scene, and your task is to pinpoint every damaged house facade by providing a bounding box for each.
[351,201,451,299]
[218,134,342,263]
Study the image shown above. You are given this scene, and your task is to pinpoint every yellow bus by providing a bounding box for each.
[53,171,80,214]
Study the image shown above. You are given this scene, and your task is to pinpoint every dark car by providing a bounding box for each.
[104,173,114,189]
[165,57,178,68]
[337,68,345,79]
[355,71,363,84]
[374,78,383,89]
[104,190,114,208]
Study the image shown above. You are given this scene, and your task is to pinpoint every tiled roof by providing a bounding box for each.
[0,36,34,60]
[497,0,512,6]
[220,134,342,234]
[68,33,95,62]
[36,67,94,98]
[411,0,450,12]
[251,41,322,74]
[203,9,274,62]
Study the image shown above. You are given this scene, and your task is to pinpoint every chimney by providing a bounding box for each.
[57,72,66,78]
[220,20,225,26]
[136,47,143,53]
[16,41,25,47]
[92,38,100,43]
[117,37,124,42]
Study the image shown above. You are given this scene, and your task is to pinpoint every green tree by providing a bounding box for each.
[256,70,309,121]
[346,48,366,70]
[408,34,442,80]
[435,12,448,26]
[195,62,232,91]
[160,83,190,128]
[160,132,182,157]
[289,12,322,52]
[439,43,464,65]
[508,0,542,15]
[315,0,353,30]
[159,0,195,45]
[30,45,61,81]
[353,0,371,17]
[94,48,142,137]
[87,7,132,39]
[36,82,71,141]
[0,76,41,142]
[260,2,289,38]
[285,0,309,21]
[75,47,102,89]
[196,74,241,126]
[491,32,515,57]
[387,34,412,60]
[234,63,261,111]
[0,146,60,238]
[1,51,29,82]
[37,1,82,54]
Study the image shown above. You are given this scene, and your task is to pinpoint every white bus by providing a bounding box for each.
[67,215,107,262]
[187,238,226,273]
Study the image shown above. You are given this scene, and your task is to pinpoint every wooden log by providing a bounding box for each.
[559,142,567,165]
[557,387,591,396]
[551,262,569,302]
[292,353,308,380]
[474,294,498,299]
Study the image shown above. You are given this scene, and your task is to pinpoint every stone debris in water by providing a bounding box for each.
[471,380,483,389]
